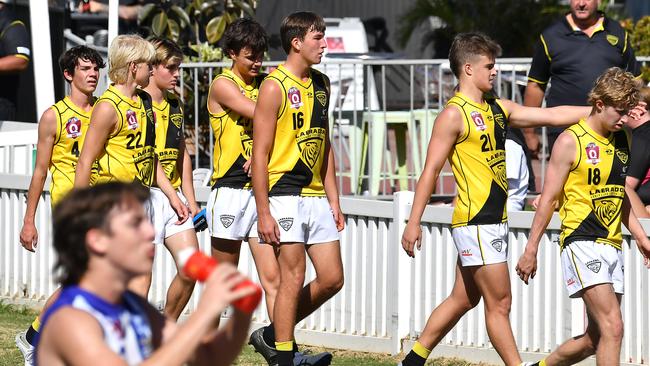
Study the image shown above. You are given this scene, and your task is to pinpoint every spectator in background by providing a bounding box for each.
[625,86,650,218]
[78,0,149,34]
[0,0,31,120]
[523,0,640,156]
[506,128,529,211]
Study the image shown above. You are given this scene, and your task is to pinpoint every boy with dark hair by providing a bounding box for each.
[35,182,255,366]
[400,32,592,366]
[208,18,332,365]
[252,11,344,366]
[517,68,650,365]
[16,45,104,366]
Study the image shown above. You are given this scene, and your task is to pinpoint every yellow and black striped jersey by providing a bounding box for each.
[264,64,330,197]
[207,68,264,189]
[153,91,183,189]
[94,85,156,187]
[447,92,509,228]
[559,120,629,250]
[49,96,95,205]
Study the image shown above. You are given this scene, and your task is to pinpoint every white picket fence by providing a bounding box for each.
[2,175,650,364]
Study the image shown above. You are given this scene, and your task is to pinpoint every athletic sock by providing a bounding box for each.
[275,341,294,366]
[25,317,40,346]
[402,341,430,366]
[263,323,276,346]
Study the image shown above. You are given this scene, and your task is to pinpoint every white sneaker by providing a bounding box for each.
[15,331,35,366]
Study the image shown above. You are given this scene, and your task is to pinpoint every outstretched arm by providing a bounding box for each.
[517,132,575,284]
[401,106,462,257]
[500,98,591,129]
[20,108,56,252]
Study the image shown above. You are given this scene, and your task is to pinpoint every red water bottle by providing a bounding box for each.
[178,249,262,314]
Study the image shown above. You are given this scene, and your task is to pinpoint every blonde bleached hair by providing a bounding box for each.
[108,35,156,84]
[588,67,640,111]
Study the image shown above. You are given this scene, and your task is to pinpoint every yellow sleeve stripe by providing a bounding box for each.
[527,76,548,85]
[623,31,628,54]
[0,20,25,39]
[15,54,29,61]
[540,35,551,62]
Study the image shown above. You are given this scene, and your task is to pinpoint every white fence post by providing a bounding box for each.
[393,191,415,354]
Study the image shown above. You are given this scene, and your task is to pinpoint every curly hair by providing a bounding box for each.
[448,32,502,79]
[52,182,150,286]
[588,67,640,111]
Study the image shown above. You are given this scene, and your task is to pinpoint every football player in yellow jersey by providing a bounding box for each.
[141,37,199,320]
[15,45,104,365]
[20,46,103,249]
[517,69,650,365]
[208,19,331,366]
[75,35,190,297]
[399,33,593,366]
[252,12,343,366]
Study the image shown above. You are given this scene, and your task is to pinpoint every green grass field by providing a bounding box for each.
[0,302,485,365]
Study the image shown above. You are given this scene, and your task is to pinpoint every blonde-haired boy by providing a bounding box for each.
[517,67,650,365]
[75,34,190,297]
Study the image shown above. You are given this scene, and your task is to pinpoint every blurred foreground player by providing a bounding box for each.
[35,182,255,366]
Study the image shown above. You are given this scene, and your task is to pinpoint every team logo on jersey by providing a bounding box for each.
[288,87,303,109]
[315,90,327,107]
[126,109,139,130]
[297,135,324,169]
[278,217,294,231]
[606,34,619,46]
[615,149,628,164]
[65,117,82,138]
[170,114,183,129]
[489,160,508,192]
[134,148,155,186]
[586,259,602,273]
[593,196,622,227]
[585,142,600,164]
[220,215,235,228]
[491,239,503,252]
[494,113,505,130]
[470,111,486,131]
[241,135,253,158]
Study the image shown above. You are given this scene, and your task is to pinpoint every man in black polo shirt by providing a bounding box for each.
[626,86,650,218]
[0,0,31,120]
[523,0,640,155]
